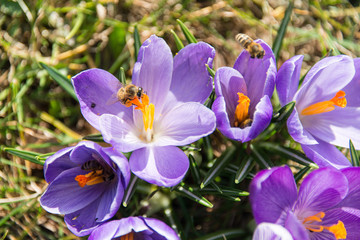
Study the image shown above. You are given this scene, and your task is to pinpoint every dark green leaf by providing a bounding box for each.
[175,183,213,208]
[200,146,236,189]
[250,144,273,169]
[350,139,359,167]
[176,19,197,44]
[122,175,138,207]
[272,1,293,60]
[195,229,246,240]
[235,155,255,184]
[188,154,201,185]
[258,142,315,167]
[39,62,77,100]
[134,25,141,61]
[294,166,310,183]
[170,29,184,50]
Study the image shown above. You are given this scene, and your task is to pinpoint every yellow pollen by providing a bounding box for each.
[75,169,104,187]
[120,232,134,240]
[301,90,347,116]
[302,212,347,239]
[234,92,251,128]
[129,93,154,131]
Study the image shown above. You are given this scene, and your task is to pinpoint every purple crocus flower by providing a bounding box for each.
[88,216,179,240]
[277,55,360,168]
[40,141,130,236]
[250,165,360,240]
[253,222,293,240]
[212,40,276,142]
[72,35,216,187]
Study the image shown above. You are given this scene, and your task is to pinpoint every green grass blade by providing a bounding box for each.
[170,29,184,50]
[350,139,359,167]
[39,62,77,100]
[122,175,138,207]
[176,19,197,44]
[82,134,104,142]
[119,67,127,86]
[272,1,293,60]
[206,64,215,77]
[2,147,45,165]
[134,25,141,61]
[250,144,273,169]
[294,166,311,183]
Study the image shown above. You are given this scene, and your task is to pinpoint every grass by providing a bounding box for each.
[1,0,360,239]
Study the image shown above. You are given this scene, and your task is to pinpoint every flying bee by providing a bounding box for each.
[106,84,144,107]
[235,33,265,59]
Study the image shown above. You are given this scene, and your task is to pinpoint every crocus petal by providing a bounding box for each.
[284,211,310,240]
[40,167,106,214]
[276,55,304,106]
[156,102,216,146]
[64,197,102,237]
[246,95,273,142]
[132,35,173,113]
[233,40,276,113]
[143,217,180,240]
[294,55,355,111]
[69,141,104,165]
[214,67,247,124]
[253,222,294,240]
[170,42,215,104]
[287,109,318,145]
[322,207,360,240]
[342,58,360,107]
[99,113,147,153]
[250,166,297,224]
[89,217,179,240]
[337,168,360,209]
[130,146,189,187]
[72,68,132,130]
[95,181,121,222]
[295,168,348,219]
[44,146,76,183]
[301,107,360,149]
[301,138,351,169]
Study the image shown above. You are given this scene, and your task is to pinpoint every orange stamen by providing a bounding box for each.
[75,169,104,187]
[129,93,154,132]
[234,93,251,128]
[120,232,134,240]
[301,90,347,116]
[302,212,347,239]
[324,221,347,240]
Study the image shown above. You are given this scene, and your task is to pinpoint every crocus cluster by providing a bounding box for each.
[39,30,360,240]
[250,166,360,240]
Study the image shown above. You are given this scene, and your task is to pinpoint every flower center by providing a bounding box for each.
[120,232,134,240]
[302,212,347,239]
[301,90,347,116]
[234,92,252,128]
[75,161,114,187]
[128,93,155,142]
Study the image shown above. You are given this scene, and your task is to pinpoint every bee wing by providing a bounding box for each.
[106,91,119,105]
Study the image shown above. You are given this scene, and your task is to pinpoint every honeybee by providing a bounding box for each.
[235,33,265,59]
[106,84,143,107]
[81,160,115,182]
[81,160,102,171]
